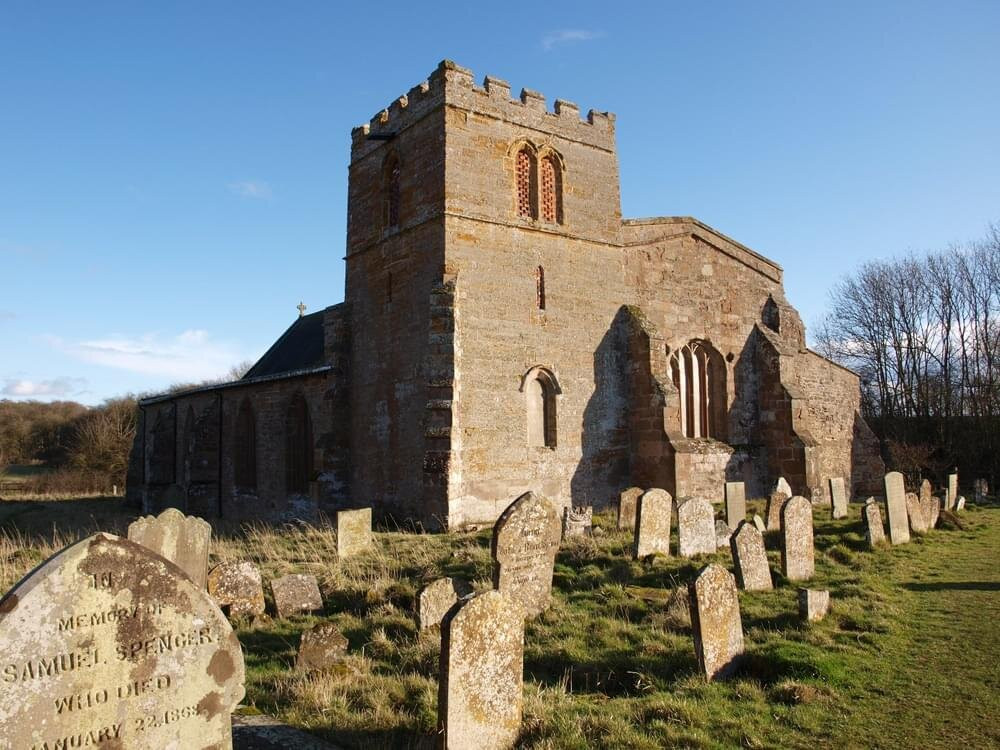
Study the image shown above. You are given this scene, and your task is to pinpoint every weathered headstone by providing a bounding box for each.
[798,589,830,622]
[780,496,814,581]
[883,471,911,544]
[974,478,988,501]
[919,495,938,530]
[562,506,593,538]
[753,514,766,532]
[947,473,958,510]
[828,476,848,519]
[418,577,474,630]
[633,488,673,559]
[617,486,643,530]
[919,478,933,506]
[724,481,746,529]
[438,590,523,749]
[905,492,929,534]
[730,521,772,591]
[774,476,793,498]
[128,507,211,589]
[295,622,348,673]
[765,492,786,531]
[715,519,733,548]
[956,496,966,511]
[677,497,716,558]
[491,491,562,617]
[0,533,245,750]
[929,496,941,529]
[336,507,373,559]
[863,499,886,547]
[208,561,266,620]
[270,574,323,618]
[688,564,744,681]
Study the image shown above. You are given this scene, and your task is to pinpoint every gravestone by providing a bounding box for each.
[295,622,348,673]
[956,496,966,511]
[774,477,793,498]
[883,472,911,544]
[765,492,786,531]
[418,577,474,630]
[780,496,815,581]
[0,533,245,750]
[207,561,266,620]
[829,477,848,519]
[438,590,523,749]
[929,496,941,529]
[753,514,766,532]
[677,497,716,558]
[633,488,673,559]
[128,507,211,589]
[905,492,929,534]
[730,521,772,591]
[799,589,830,622]
[863,499,886,547]
[947,473,958,510]
[724,481,746,529]
[270,574,323,619]
[562,506,593,538]
[919,495,938,530]
[336,507,373,559]
[919,479,933,506]
[617,486,643,530]
[715,520,733,548]
[688,564,744,681]
[491,492,562,617]
[974,478,988,501]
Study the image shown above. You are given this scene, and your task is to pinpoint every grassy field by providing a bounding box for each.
[1,495,997,749]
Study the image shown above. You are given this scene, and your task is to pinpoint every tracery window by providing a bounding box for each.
[285,393,314,493]
[234,398,257,490]
[669,340,727,440]
[516,147,537,219]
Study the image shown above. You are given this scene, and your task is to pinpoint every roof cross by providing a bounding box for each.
[296,301,307,318]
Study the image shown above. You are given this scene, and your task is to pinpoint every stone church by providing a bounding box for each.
[128,60,884,529]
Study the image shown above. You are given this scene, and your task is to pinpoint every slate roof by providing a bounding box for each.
[244,311,326,379]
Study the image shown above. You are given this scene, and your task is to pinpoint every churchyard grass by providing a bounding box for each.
[0,495,997,748]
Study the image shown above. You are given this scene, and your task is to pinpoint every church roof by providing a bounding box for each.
[243,310,326,379]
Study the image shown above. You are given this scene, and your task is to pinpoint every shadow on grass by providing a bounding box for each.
[0,496,134,540]
[902,581,1000,592]
[525,646,699,696]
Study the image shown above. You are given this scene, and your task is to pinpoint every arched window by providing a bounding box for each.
[521,367,559,448]
[285,393,314,493]
[383,154,401,229]
[669,341,727,440]
[515,147,537,219]
[234,398,256,490]
[540,155,562,224]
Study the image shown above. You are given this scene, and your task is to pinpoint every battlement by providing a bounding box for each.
[351,60,616,159]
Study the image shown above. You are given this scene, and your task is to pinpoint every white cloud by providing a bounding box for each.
[228,180,273,200]
[2,377,87,398]
[54,329,246,382]
[541,29,604,51]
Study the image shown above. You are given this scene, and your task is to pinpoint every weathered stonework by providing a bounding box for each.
[724,481,746,529]
[270,574,323,619]
[906,492,929,534]
[730,521,772,591]
[765,491,786,531]
[0,534,245,749]
[689,564,744,681]
[633,488,672,558]
[798,589,830,622]
[336,507,373,559]
[883,472,910,545]
[863,499,886,547]
[491,492,562,617]
[208,561,266,620]
[947,473,959,510]
[127,507,211,589]
[562,505,593,538]
[676,497,717,558]
[617,486,642,530]
[295,622,349,673]
[418,577,474,630]
[828,476,848,519]
[780,496,814,581]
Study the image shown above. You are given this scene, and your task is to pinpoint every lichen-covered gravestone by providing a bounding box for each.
[883,472,911,545]
[688,564,744,681]
[617,486,643,530]
[828,476,848,519]
[920,478,933,506]
[633,488,672,559]
[418,577,474,630]
[863,499,886,547]
[928,496,941,529]
[336,507,373,559]
[724,481,746,529]
[730,521,772,591]
[799,589,830,622]
[438,590,523,750]
[128,507,212,589]
[905,492,929,534]
[774,477,793,498]
[207,561,266,620]
[562,506,593,538]
[765,492,786,531]
[715,520,732,548]
[491,492,562,618]
[0,533,245,750]
[677,497,716,558]
[270,574,323,619]
[780,496,814,581]
[295,622,348,673]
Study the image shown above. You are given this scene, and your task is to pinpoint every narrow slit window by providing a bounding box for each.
[536,266,546,310]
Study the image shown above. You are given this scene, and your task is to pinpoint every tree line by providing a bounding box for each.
[817,224,999,487]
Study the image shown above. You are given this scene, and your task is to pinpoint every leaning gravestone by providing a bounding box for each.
[905,492,929,534]
[883,471,911,544]
[0,533,245,750]
[956,496,966,511]
[929,496,941,529]
[829,476,848,519]
[677,497,716,558]
[336,507,373,559]
[438,590,523,750]
[724,481,746,529]
[491,492,562,618]
[753,514,766,532]
[730,521,772,591]
[270,574,323,618]
[128,507,211,589]
[418,577,474,630]
[780,496,815,581]
[208,561,266,620]
[765,492,786,531]
[295,622,349,673]
[947,473,959,510]
[617,486,643,530]
[688,564,744,681]
[863,499,886,547]
[633,488,672,559]
[774,477,793,498]
[562,506,593,538]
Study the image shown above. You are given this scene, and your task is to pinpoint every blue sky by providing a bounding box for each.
[2,1,998,405]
